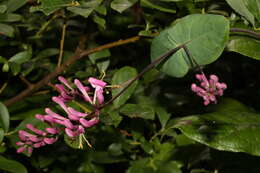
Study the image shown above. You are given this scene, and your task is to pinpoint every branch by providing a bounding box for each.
[4,36,141,106]
[230,28,260,39]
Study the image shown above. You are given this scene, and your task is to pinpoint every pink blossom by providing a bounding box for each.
[191,73,227,106]
[74,79,92,103]
[88,77,107,104]
[79,117,99,128]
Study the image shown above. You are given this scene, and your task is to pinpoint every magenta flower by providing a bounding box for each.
[191,73,227,106]
[17,76,107,154]
[88,77,107,104]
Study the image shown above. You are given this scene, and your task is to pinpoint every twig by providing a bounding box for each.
[35,13,60,37]
[58,23,67,67]
[0,82,8,95]
[19,75,33,88]
[230,28,260,39]
[4,36,141,106]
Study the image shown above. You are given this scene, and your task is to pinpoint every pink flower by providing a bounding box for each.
[88,77,107,104]
[191,73,227,106]
[74,79,92,103]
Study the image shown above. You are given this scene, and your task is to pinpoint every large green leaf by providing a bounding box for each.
[227,36,260,60]
[244,0,260,23]
[172,100,260,156]
[225,0,258,26]
[112,66,138,108]
[111,0,138,13]
[151,14,229,77]
[0,156,27,173]
[0,13,22,22]
[6,0,27,13]
[0,102,9,132]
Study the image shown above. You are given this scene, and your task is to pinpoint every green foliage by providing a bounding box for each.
[0,0,260,172]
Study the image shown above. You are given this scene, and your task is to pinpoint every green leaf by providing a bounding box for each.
[151,14,229,77]
[0,13,22,22]
[34,48,59,61]
[111,0,138,13]
[141,0,176,13]
[67,0,102,18]
[9,51,32,64]
[227,36,260,60]
[244,0,260,23]
[120,104,155,120]
[173,108,260,156]
[10,63,21,75]
[0,5,7,13]
[0,102,9,132]
[2,63,9,72]
[30,0,74,15]
[103,111,122,127]
[108,143,123,156]
[6,0,27,13]
[112,66,138,108]
[157,161,182,173]
[64,135,80,149]
[0,128,4,143]
[0,23,14,37]
[155,107,171,129]
[0,156,27,173]
[225,0,255,26]
[93,15,106,29]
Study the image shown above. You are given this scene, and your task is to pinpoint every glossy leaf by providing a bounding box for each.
[173,104,260,156]
[112,66,138,108]
[244,0,260,23]
[9,51,32,64]
[111,0,138,13]
[0,102,9,132]
[227,36,260,60]
[151,14,229,77]
[0,156,27,173]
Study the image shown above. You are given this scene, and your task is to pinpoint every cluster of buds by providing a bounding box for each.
[191,73,227,105]
[16,76,107,154]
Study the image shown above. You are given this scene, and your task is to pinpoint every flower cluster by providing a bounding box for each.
[16,76,107,154]
[191,73,227,105]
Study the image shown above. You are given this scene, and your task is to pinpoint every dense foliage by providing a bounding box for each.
[0,0,260,172]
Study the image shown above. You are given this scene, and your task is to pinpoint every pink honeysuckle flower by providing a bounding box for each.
[55,84,73,102]
[43,137,58,144]
[58,76,74,90]
[51,97,70,115]
[45,107,67,121]
[17,146,26,153]
[88,77,107,104]
[79,117,99,128]
[74,79,92,103]
[45,127,59,134]
[65,128,76,137]
[191,73,227,106]
[26,124,46,136]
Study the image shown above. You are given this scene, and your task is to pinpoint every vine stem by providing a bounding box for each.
[4,36,141,106]
[96,43,188,113]
[230,28,260,39]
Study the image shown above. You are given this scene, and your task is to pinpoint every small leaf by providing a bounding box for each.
[227,36,260,60]
[0,5,7,13]
[112,66,138,108]
[0,13,22,22]
[34,48,59,61]
[141,0,176,13]
[64,135,80,149]
[10,63,21,75]
[151,14,229,77]
[30,0,73,15]
[2,63,9,72]
[108,143,123,156]
[67,0,102,18]
[9,51,32,64]
[0,102,9,132]
[0,156,27,173]
[156,106,171,129]
[111,0,138,13]
[93,15,106,29]
[0,23,14,37]
[6,0,27,13]
[120,104,155,120]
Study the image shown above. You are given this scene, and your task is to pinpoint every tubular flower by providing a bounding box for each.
[191,73,227,106]
[16,76,106,154]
